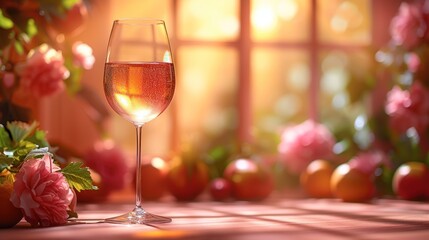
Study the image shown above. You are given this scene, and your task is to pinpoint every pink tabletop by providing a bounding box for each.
[1,197,429,240]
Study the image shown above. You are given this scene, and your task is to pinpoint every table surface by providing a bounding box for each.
[1,196,429,240]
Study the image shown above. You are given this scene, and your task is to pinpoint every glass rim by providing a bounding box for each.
[113,18,165,25]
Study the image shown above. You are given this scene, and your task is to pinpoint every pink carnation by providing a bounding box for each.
[19,44,69,97]
[348,151,391,176]
[278,120,335,174]
[385,82,429,136]
[72,41,95,70]
[390,2,427,49]
[10,154,73,227]
[84,139,128,192]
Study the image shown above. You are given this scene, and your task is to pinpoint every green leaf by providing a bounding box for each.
[60,162,98,192]
[0,10,13,29]
[63,0,79,9]
[13,140,38,160]
[26,129,49,148]
[13,41,24,55]
[0,125,12,148]
[26,19,38,38]
[7,121,38,143]
[0,154,14,173]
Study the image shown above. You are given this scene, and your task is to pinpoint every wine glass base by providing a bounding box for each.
[105,207,172,225]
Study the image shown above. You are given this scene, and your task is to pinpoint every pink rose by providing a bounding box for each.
[278,120,335,174]
[10,154,73,227]
[348,151,391,176]
[390,2,427,49]
[84,139,128,192]
[19,44,69,97]
[72,41,95,70]
[385,82,429,136]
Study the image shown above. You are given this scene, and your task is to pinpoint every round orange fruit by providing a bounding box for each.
[0,174,23,228]
[330,163,375,202]
[300,159,334,198]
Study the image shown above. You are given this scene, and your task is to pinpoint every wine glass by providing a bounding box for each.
[103,19,175,224]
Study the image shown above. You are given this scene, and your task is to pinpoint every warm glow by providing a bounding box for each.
[235,159,257,172]
[277,0,298,21]
[152,157,167,170]
[252,2,277,31]
[134,230,189,238]
[113,93,156,123]
[337,164,350,175]
[330,1,363,33]
[178,0,239,40]
[319,0,371,44]
[114,93,132,110]
[288,63,310,91]
[275,94,300,117]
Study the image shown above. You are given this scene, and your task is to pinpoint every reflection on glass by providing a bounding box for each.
[318,0,371,44]
[178,0,239,40]
[251,0,310,42]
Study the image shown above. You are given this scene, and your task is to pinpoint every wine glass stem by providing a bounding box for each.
[135,124,144,211]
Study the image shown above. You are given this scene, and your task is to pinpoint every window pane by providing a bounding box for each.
[318,0,371,44]
[177,47,238,142]
[110,0,172,29]
[252,48,310,149]
[251,0,310,42]
[178,0,239,41]
[319,50,373,130]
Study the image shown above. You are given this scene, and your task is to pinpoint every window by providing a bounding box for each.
[173,0,372,152]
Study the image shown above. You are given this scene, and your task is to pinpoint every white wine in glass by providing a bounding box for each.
[103,19,175,224]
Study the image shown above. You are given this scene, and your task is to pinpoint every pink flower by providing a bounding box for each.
[84,139,128,192]
[72,42,95,70]
[385,82,429,136]
[405,52,421,73]
[390,2,427,49]
[10,154,73,227]
[278,120,335,174]
[348,151,391,176]
[19,44,69,97]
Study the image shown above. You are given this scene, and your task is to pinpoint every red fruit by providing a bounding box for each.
[331,163,375,202]
[393,162,429,201]
[50,1,88,35]
[166,156,209,201]
[133,157,168,201]
[84,139,128,193]
[224,158,274,201]
[0,174,23,228]
[300,159,334,198]
[209,178,232,201]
